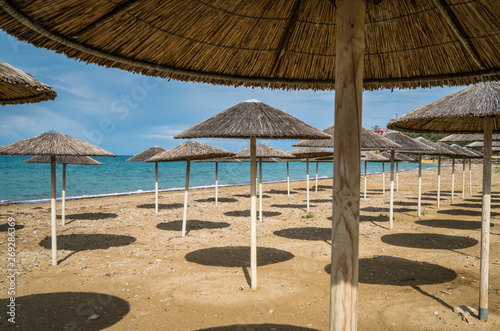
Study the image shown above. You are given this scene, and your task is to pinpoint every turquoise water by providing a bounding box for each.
[0,155,438,204]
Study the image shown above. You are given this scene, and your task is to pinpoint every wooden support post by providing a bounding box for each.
[50,155,57,266]
[437,156,441,209]
[306,157,310,212]
[418,155,422,217]
[479,117,492,322]
[181,160,190,237]
[451,158,455,203]
[155,162,159,213]
[62,163,66,226]
[287,162,290,196]
[462,158,466,199]
[396,162,399,192]
[316,161,319,193]
[382,161,385,195]
[469,159,472,195]
[364,161,367,200]
[259,158,263,222]
[250,136,257,289]
[389,151,395,229]
[330,1,364,329]
[215,162,219,206]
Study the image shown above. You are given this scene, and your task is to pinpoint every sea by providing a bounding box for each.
[0,155,439,205]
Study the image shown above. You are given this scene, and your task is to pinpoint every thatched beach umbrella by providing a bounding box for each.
[0,131,115,266]
[289,147,333,213]
[146,141,234,237]
[3,1,498,328]
[440,133,500,143]
[361,151,389,200]
[194,157,242,206]
[0,60,57,105]
[126,146,166,213]
[175,99,329,289]
[236,145,294,222]
[387,82,500,321]
[25,155,102,226]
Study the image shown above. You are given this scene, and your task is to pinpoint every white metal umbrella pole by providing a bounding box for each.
[389,151,395,229]
[155,162,159,213]
[418,154,422,217]
[469,159,472,195]
[215,161,219,206]
[306,156,310,212]
[330,1,364,329]
[437,155,441,209]
[479,117,492,322]
[315,161,319,193]
[287,162,290,196]
[451,158,455,203]
[382,161,385,195]
[250,136,257,290]
[259,157,263,222]
[50,155,57,266]
[364,161,367,200]
[61,163,66,226]
[462,157,466,198]
[181,160,190,237]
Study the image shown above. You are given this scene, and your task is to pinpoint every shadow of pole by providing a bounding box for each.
[411,285,454,311]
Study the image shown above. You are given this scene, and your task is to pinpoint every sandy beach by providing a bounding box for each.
[0,162,499,330]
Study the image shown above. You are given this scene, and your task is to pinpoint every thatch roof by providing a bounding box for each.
[24,155,102,165]
[466,141,500,148]
[438,143,471,157]
[146,141,234,162]
[387,82,500,133]
[439,133,500,142]
[379,152,409,162]
[0,60,57,105]
[294,126,401,151]
[126,147,166,161]
[175,99,330,140]
[0,131,116,156]
[394,153,416,162]
[289,147,332,158]
[0,1,498,91]
[414,137,457,156]
[361,151,389,162]
[464,148,483,158]
[235,145,294,159]
[382,132,435,154]
[194,157,242,163]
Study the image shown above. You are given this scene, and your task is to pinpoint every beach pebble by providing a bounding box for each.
[88,314,100,320]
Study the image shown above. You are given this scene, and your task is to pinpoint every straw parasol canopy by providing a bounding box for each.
[379,152,414,162]
[0,131,114,267]
[0,59,57,105]
[294,125,401,150]
[4,1,499,328]
[467,141,500,148]
[361,151,388,162]
[439,133,500,142]
[146,141,234,237]
[382,132,435,154]
[126,146,166,213]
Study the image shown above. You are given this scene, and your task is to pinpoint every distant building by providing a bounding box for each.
[372,128,390,135]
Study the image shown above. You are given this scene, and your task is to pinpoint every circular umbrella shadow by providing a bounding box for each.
[39,234,136,252]
[416,219,494,230]
[325,256,457,286]
[381,233,478,250]
[0,223,24,231]
[0,292,129,330]
[195,197,238,203]
[137,203,183,210]
[197,324,318,330]
[224,210,282,217]
[274,227,330,241]
[185,246,294,267]
[58,212,118,221]
[157,220,230,232]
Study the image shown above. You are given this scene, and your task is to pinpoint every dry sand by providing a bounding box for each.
[0,162,499,330]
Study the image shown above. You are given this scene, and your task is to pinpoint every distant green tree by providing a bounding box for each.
[371,125,380,130]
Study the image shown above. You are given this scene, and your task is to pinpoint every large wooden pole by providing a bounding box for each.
[382,161,385,195]
[250,136,257,289]
[418,154,422,217]
[316,161,319,193]
[462,158,466,199]
[181,160,190,237]
[363,161,367,200]
[259,157,263,222]
[155,162,159,213]
[306,157,310,212]
[215,162,219,206]
[61,163,66,226]
[287,162,290,196]
[389,151,395,229]
[330,1,364,329]
[437,156,441,209]
[50,155,57,266]
[479,117,492,322]
[451,158,455,203]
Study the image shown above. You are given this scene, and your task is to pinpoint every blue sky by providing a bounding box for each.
[0,31,464,155]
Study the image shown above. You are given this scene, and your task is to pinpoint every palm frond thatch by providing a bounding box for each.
[24,155,103,165]
[0,132,116,156]
[382,132,435,154]
[126,147,166,161]
[439,133,500,142]
[145,141,234,162]
[388,82,500,133]
[175,99,330,140]
[0,1,498,90]
[235,145,294,159]
[0,60,57,105]
[289,147,332,158]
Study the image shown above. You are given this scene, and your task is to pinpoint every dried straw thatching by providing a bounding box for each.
[175,99,330,140]
[294,126,401,151]
[0,131,116,156]
[0,60,57,105]
[441,143,473,158]
[379,152,414,162]
[361,151,388,162]
[289,147,333,158]
[126,147,166,161]
[465,148,483,158]
[414,137,457,156]
[146,141,234,162]
[235,145,294,159]
[0,1,498,91]
[24,155,102,165]
[194,157,242,163]
[388,82,500,133]
[382,132,435,154]
[466,141,500,148]
[439,133,500,142]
